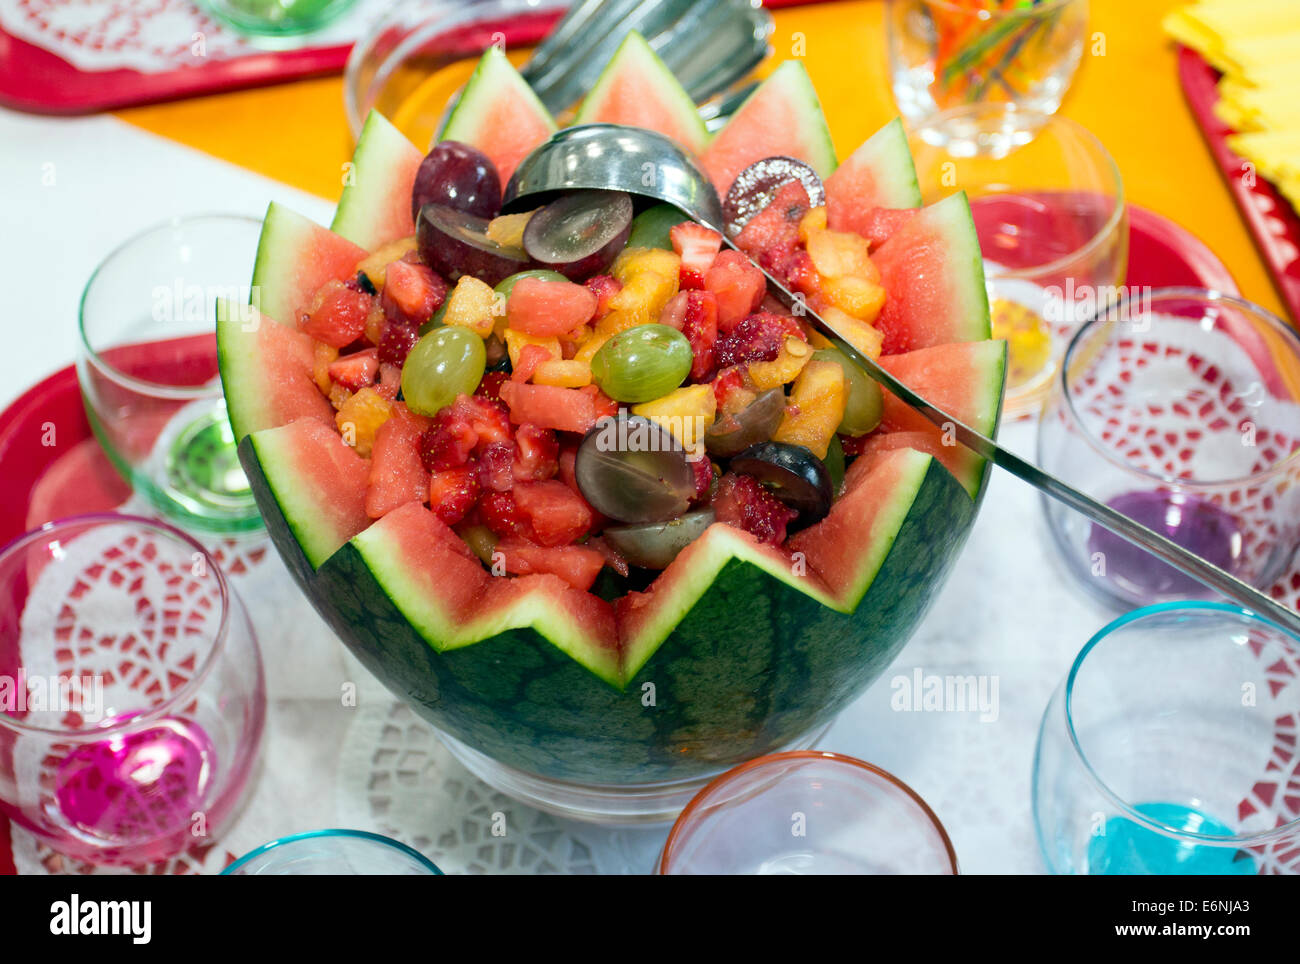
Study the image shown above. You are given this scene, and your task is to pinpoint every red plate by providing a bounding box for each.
[1178,45,1300,323]
[0,0,827,114]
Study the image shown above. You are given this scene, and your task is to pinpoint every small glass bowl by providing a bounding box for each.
[658,751,958,874]
[909,104,1127,419]
[1033,602,1300,874]
[197,0,359,38]
[222,829,443,874]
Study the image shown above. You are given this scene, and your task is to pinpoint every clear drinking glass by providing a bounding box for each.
[1039,288,1300,609]
[0,514,265,866]
[196,0,359,37]
[909,104,1127,418]
[222,829,443,875]
[1033,602,1300,874]
[886,0,1088,135]
[658,751,958,874]
[78,215,264,534]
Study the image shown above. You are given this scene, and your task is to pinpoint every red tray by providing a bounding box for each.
[1178,45,1300,323]
[0,0,829,115]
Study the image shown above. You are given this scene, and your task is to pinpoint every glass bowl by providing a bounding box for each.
[222,829,442,874]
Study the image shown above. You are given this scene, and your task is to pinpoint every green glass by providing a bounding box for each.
[198,0,358,37]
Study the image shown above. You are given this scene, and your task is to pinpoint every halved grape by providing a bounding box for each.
[522,190,634,280]
[590,324,692,403]
[574,414,696,523]
[812,347,883,436]
[731,441,833,526]
[602,508,716,570]
[722,156,826,236]
[417,204,533,287]
[704,388,787,458]
[823,434,845,494]
[410,141,502,224]
[400,325,486,416]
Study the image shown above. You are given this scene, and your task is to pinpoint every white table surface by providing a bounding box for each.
[1,106,1123,874]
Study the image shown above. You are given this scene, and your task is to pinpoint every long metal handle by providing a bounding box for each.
[725,238,1300,636]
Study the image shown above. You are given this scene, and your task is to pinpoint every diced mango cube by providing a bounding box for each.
[607,270,678,328]
[798,206,828,243]
[632,383,717,450]
[746,336,813,390]
[313,341,339,395]
[486,211,534,248]
[574,331,612,363]
[612,247,681,285]
[444,275,497,338]
[335,386,393,458]
[823,275,887,322]
[533,359,593,388]
[773,359,847,459]
[504,329,561,369]
[354,236,418,289]
[805,228,877,281]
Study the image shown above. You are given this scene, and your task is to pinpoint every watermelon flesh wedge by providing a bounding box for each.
[872,192,991,355]
[698,61,837,196]
[825,117,922,234]
[332,110,424,251]
[439,45,557,187]
[252,204,368,328]
[573,31,710,155]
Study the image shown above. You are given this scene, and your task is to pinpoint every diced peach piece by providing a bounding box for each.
[746,335,812,390]
[354,236,417,289]
[443,276,497,338]
[772,359,846,459]
[335,386,393,458]
[533,359,593,388]
[823,275,887,322]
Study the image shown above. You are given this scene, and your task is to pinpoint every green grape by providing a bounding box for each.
[813,348,883,436]
[626,205,688,251]
[401,326,486,415]
[590,324,693,403]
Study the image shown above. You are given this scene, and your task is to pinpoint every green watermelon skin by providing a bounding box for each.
[244,434,979,783]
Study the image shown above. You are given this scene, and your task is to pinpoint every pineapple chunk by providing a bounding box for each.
[773,359,846,459]
[313,341,339,395]
[533,359,593,388]
[486,211,534,248]
[820,305,884,360]
[746,336,812,390]
[607,270,678,329]
[354,236,418,289]
[335,387,393,458]
[444,276,497,338]
[798,206,828,242]
[574,331,612,363]
[805,228,878,282]
[504,329,560,369]
[823,275,886,322]
[632,384,716,450]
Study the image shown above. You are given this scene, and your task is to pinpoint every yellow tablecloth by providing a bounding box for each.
[117,0,1287,320]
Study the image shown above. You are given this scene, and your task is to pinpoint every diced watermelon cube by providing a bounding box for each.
[499,382,598,434]
[511,479,593,546]
[495,539,606,591]
[366,404,432,519]
[704,249,766,333]
[506,277,598,336]
[301,282,373,348]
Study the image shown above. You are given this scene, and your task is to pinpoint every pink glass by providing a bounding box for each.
[0,514,265,866]
[659,751,958,875]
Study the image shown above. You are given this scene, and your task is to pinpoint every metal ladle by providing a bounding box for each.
[503,124,1300,635]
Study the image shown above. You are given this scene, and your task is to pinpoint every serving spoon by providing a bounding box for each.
[503,124,1300,635]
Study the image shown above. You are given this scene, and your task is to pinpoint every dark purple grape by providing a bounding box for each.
[522,190,633,280]
[410,141,502,224]
[723,156,825,237]
[417,204,533,287]
[730,441,832,528]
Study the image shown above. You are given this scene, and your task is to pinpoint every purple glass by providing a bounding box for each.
[0,514,265,866]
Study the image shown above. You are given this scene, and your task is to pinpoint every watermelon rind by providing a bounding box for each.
[250,203,367,328]
[829,117,922,210]
[573,31,711,155]
[332,110,423,251]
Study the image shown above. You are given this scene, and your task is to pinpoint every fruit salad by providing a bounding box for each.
[295,140,903,593]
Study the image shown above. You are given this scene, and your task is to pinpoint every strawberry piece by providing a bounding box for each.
[704,249,766,333]
[419,410,477,471]
[478,490,531,540]
[377,320,420,366]
[839,433,871,457]
[711,367,745,409]
[449,393,512,447]
[691,456,714,500]
[376,362,403,400]
[714,311,806,368]
[476,370,509,403]
[477,441,517,492]
[382,260,447,327]
[513,424,559,482]
[429,466,480,526]
[713,472,798,546]
[328,348,380,391]
[680,289,719,381]
[584,274,622,319]
[301,281,373,348]
[511,479,593,547]
[494,539,606,591]
[671,221,723,290]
